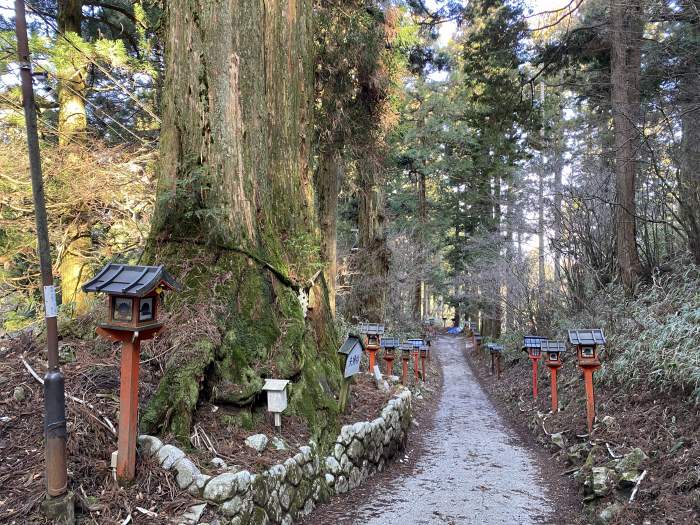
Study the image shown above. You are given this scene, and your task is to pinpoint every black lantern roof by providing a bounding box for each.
[380,337,400,349]
[82,264,180,297]
[359,323,385,335]
[541,341,566,353]
[338,334,365,354]
[523,336,548,349]
[568,329,606,346]
[407,338,424,348]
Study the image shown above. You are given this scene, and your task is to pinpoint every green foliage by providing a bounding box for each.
[541,264,700,401]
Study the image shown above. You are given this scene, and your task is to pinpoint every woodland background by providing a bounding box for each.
[2,0,698,399]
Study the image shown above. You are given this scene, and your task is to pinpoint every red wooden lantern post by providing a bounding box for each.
[83,264,180,483]
[419,343,429,381]
[523,336,547,400]
[359,323,384,373]
[542,341,566,413]
[399,344,411,385]
[488,344,504,379]
[468,322,478,352]
[381,337,400,376]
[569,329,606,435]
[408,338,423,382]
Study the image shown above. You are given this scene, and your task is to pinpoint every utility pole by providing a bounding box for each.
[14,1,73,520]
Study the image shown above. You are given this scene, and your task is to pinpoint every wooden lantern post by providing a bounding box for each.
[488,344,504,379]
[380,337,399,376]
[419,343,429,381]
[359,323,384,373]
[569,329,605,434]
[83,264,180,483]
[399,344,411,385]
[408,338,423,382]
[542,341,566,413]
[523,336,548,400]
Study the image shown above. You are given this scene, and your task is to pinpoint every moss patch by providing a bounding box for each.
[142,245,343,449]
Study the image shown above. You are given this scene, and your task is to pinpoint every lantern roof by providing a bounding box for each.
[83,264,181,297]
[338,334,365,355]
[523,335,548,349]
[541,340,566,353]
[380,337,400,348]
[359,322,385,335]
[262,379,290,392]
[568,329,606,346]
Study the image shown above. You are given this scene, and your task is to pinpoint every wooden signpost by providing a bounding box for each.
[542,341,566,413]
[569,329,605,434]
[523,336,548,400]
[83,264,180,483]
[337,334,364,412]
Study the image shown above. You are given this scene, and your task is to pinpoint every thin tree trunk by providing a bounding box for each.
[610,0,644,292]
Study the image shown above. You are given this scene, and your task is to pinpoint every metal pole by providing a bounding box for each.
[14,0,68,498]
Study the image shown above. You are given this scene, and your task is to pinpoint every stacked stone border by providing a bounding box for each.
[138,389,412,524]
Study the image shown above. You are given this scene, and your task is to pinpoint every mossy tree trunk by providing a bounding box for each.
[143,0,343,447]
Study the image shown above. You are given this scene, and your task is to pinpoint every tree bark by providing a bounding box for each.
[316,148,341,315]
[348,156,390,323]
[143,0,342,446]
[56,1,93,314]
[678,0,700,265]
[57,0,87,144]
[610,0,644,292]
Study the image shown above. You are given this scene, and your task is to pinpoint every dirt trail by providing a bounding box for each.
[346,335,555,524]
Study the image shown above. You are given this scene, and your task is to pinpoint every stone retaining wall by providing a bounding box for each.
[138,389,412,524]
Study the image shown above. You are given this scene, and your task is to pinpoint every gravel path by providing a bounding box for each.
[346,335,555,525]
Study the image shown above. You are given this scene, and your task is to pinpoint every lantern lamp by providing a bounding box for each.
[82,263,181,483]
[568,329,606,434]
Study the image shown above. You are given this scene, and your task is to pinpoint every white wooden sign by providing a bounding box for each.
[343,344,362,378]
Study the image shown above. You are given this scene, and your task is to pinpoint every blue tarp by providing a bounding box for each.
[446,326,463,334]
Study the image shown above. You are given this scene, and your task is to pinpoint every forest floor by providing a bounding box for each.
[0,328,397,524]
[467,343,700,525]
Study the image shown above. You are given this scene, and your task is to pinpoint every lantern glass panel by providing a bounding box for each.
[581,346,595,358]
[139,297,154,321]
[531,348,540,357]
[113,297,133,322]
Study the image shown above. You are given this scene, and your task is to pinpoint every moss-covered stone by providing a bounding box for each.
[141,340,215,442]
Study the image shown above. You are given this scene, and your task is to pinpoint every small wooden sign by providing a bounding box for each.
[338,335,364,378]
